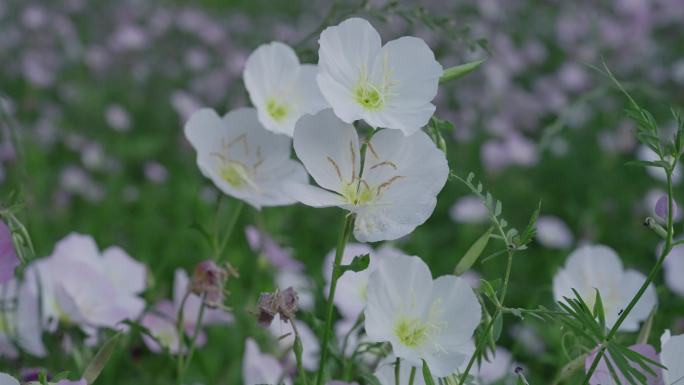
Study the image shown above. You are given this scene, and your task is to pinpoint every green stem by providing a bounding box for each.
[315,214,355,385]
[582,169,676,384]
[175,291,191,385]
[408,366,417,385]
[395,357,401,385]
[291,321,309,385]
[181,295,207,377]
[216,200,244,260]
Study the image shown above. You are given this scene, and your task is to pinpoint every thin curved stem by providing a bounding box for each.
[182,295,207,376]
[582,169,676,384]
[315,214,355,385]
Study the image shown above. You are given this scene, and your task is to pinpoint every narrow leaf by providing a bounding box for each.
[421,360,436,385]
[83,333,122,384]
[454,227,493,275]
[439,59,486,84]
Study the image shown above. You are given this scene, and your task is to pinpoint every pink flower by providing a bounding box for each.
[0,219,19,284]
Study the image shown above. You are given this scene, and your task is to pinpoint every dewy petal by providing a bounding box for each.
[365,255,434,355]
[352,129,448,242]
[317,18,381,123]
[184,107,306,209]
[101,246,146,295]
[364,37,442,135]
[422,275,481,377]
[293,109,360,192]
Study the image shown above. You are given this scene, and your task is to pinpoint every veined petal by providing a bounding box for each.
[293,109,360,192]
[244,41,299,109]
[365,255,434,350]
[284,181,345,208]
[185,107,302,209]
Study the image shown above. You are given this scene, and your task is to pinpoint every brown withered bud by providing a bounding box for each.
[189,260,238,308]
[256,287,299,327]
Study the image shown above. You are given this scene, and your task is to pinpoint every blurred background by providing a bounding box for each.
[1,0,684,383]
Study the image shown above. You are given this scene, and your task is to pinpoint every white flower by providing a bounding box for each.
[242,338,292,385]
[663,242,684,297]
[25,233,146,332]
[0,279,46,358]
[244,42,328,136]
[286,110,449,242]
[449,195,488,224]
[0,373,19,385]
[323,243,406,320]
[268,313,320,371]
[661,330,684,385]
[552,245,657,332]
[184,107,308,209]
[535,215,574,249]
[476,347,515,385]
[317,18,443,135]
[364,254,481,377]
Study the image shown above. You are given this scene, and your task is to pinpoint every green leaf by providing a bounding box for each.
[421,360,436,385]
[592,289,606,331]
[516,201,542,247]
[439,59,485,84]
[454,227,493,275]
[83,333,122,384]
[491,313,503,342]
[335,253,370,279]
[360,373,383,385]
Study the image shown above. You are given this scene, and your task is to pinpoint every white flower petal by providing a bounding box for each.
[284,181,345,207]
[0,373,19,385]
[661,331,684,385]
[365,255,434,354]
[293,109,360,192]
[184,107,306,209]
[101,246,146,295]
[244,41,299,108]
[243,338,292,385]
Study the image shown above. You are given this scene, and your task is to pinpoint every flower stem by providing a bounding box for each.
[395,357,401,385]
[181,295,207,378]
[291,321,309,385]
[175,290,191,385]
[216,199,244,260]
[408,366,417,385]
[315,214,355,385]
[582,169,676,384]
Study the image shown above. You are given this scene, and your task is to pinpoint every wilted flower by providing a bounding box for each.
[317,18,443,135]
[286,110,449,242]
[553,245,657,331]
[243,42,328,136]
[661,330,684,385]
[365,254,481,377]
[0,219,19,284]
[141,269,233,354]
[189,260,234,308]
[257,287,299,327]
[242,338,292,385]
[585,344,662,385]
[184,108,308,209]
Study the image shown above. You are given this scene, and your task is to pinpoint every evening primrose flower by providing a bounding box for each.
[364,254,481,377]
[243,42,328,136]
[317,18,443,135]
[661,330,684,385]
[553,245,657,332]
[184,108,308,209]
[242,338,292,385]
[24,233,146,332]
[286,110,449,242]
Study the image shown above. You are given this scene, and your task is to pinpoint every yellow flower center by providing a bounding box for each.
[354,86,384,110]
[394,317,430,348]
[220,162,251,188]
[266,99,289,122]
[341,181,376,205]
